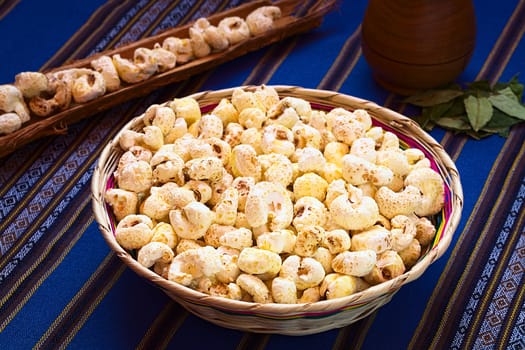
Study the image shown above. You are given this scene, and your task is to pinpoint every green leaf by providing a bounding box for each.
[465,129,494,140]
[442,98,466,118]
[412,113,431,129]
[434,116,472,131]
[496,86,519,101]
[464,95,494,131]
[466,80,492,92]
[509,77,524,100]
[482,109,522,129]
[403,89,464,107]
[426,101,455,121]
[488,87,525,120]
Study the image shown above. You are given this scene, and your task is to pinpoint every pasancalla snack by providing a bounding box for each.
[104,85,445,304]
[0,6,281,135]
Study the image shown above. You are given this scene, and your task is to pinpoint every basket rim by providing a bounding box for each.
[91,85,464,317]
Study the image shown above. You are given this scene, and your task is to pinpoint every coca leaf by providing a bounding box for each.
[464,95,493,131]
[494,75,523,100]
[466,80,492,92]
[435,116,472,131]
[442,98,466,118]
[403,89,464,107]
[426,101,454,121]
[482,109,522,129]
[488,87,525,120]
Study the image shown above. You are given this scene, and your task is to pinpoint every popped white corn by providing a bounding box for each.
[106,85,446,304]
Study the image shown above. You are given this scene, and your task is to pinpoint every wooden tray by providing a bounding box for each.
[0,0,337,158]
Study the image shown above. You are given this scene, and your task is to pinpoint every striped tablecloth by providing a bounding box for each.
[1,1,524,349]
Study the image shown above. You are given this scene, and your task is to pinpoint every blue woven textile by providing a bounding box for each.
[0,0,524,349]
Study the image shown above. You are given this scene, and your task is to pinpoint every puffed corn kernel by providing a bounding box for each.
[219,227,253,250]
[157,183,195,209]
[115,214,154,250]
[322,162,343,184]
[258,153,293,188]
[292,122,322,149]
[292,196,329,231]
[223,122,244,148]
[328,192,380,231]
[184,156,224,182]
[238,107,267,129]
[331,250,377,277]
[168,246,222,286]
[137,241,174,268]
[104,188,138,221]
[204,223,235,248]
[323,229,351,254]
[142,125,164,151]
[144,105,176,136]
[216,247,241,284]
[236,273,272,303]
[150,222,178,248]
[324,141,349,168]
[350,225,392,254]
[212,98,239,125]
[390,214,417,252]
[244,181,293,230]
[197,113,224,139]
[374,185,421,219]
[298,286,321,303]
[237,247,281,276]
[405,167,445,217]
[239,127,263,155]
[280,255,325,290]
[364,250,405,285]
[183,180,212,203]
[398,238,421,268]
[230,144,262,180]
[175,239,205,255]
[331,115,365,146]
[260,124,295,157]
[169,201,214,240]
[350,137,376,163]
[208,170,233,207]
[320,273,359,300]
[117,160,153,193]
[117,146,152,169]
[271,277,297,304]
[231,88,265,113]
[294,147,326,174]
[165,117,189,144]
[294,225,325,257]
[352,109,373,131]
[169,97,201,125]
[256,229,296,254]
[213,187,239,225]
[415,216,437,247]
[293,172,328,202]
[312,247,334,274]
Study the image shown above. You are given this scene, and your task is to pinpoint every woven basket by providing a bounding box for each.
[91,86,463,336]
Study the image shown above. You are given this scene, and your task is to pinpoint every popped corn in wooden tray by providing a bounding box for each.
[0,0,337,158]
[91,85,463,335]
